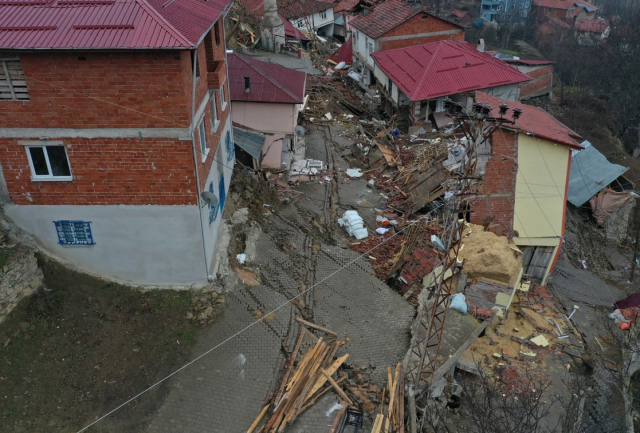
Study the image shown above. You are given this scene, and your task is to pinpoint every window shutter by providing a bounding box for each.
[0,57,29,101]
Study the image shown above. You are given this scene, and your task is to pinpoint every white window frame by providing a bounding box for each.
[211,92,220,133]
[198,119,209,162]
[435,97,445,113]
[297,20,304,28]
[25,144,73,181]
[320,10,327,19]
[220,85,227,111]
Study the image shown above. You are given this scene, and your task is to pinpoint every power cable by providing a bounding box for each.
[74,205,442,433]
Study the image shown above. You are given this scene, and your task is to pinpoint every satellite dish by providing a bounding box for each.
[295,125,306,137]
[200,191,219,206]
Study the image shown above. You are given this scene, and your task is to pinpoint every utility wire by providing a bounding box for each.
[74,205,442,433]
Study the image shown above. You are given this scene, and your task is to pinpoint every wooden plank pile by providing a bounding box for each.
[371,362,405,433]
[248,318,353,432]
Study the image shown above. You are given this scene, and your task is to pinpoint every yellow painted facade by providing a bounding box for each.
[513,134,570,246]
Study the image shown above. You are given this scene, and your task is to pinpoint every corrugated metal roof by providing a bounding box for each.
[477,92,584,149]
[568,141,628,207]
[0,0,231,49]
[233,126,265,160]
[350,0,462,39]
[372,41,531,101]
[227,52,306,103]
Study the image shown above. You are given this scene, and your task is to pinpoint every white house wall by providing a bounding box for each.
[482,83,520,102]
[200,117,235,278]
[5,204,206,286]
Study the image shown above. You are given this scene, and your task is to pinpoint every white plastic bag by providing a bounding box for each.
[449,293,467,314]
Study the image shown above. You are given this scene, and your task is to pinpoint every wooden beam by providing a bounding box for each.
[298,375,347,415]
[296,317,338,337]
[321,369,354,406]
[247,404,270,433]
[306,353,349,399]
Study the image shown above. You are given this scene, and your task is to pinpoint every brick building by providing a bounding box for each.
[504,59,555,100]
[0,0,235,286]
[349,0,464,86]
[470,93,583,283]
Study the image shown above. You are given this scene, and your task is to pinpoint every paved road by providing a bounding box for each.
[139,128,413,432]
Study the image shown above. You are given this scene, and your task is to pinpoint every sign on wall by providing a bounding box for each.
[54,221,95,246]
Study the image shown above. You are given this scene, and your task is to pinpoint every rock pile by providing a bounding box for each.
[0,245,43,324]
[186,288,226,325]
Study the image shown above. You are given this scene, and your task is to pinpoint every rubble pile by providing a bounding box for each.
[187,288,226,325]
[459,283,584,373]
[250,318,355,432]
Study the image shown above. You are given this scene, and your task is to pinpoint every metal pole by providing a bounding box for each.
[630,224,640,281]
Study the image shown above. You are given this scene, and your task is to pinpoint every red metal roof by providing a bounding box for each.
[372,40,531,102]
[476,92,583,149]
[350,0,453,39]
[533,0,596,10]
[0,0,231,49]
[574,18,609,33]
[329,37,352,64]
[227,52,306,103]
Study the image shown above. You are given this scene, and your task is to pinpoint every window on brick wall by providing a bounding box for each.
[190,51,200,80]
[198,119,208,162]
[26,145,72,181]
[211,92,220,132]
[214,22,221,46]
[0,56,29,101]
[220,85,227,110]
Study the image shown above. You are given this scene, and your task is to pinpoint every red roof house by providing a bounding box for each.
[349,0,464,87]
[372,40,530,110]
[0,0,236,286]
[227,53,306,169]
[477,92,582,148]
[239,0,310,41]
[470,92,582,283]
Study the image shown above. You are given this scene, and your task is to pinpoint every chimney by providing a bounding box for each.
[263,0,284,28]
[477,38,485,52]
[244,76,251,93]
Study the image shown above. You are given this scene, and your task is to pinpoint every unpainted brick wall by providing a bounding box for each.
[0,138,198,206]
[193,19,231,188]
[0,51,192,129]
[379,14,465,51]
[469,129,518,237]
[519,65,553,99]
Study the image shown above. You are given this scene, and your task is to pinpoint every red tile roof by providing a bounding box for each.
[351,0,461,39]
[372,40,531,101]
[333,0,358,13]
[227,52,306,103]
[533,0,596,10]
[476,92,583,149]
[574,18,609,33]
[277,0,333,20]
[0,0,231,49]
[450,9,468,19]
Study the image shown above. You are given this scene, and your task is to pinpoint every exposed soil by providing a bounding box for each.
[0,256,203,433]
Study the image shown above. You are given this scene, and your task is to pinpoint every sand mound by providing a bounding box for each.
[458,224,522,286]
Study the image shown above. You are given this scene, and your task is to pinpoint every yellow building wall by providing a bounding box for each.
[513,134,571,246]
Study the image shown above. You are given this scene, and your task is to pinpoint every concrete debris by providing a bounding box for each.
[345,168,364,178]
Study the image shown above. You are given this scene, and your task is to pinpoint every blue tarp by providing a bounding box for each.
[233,127,266,161]
[568,140,629,207]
